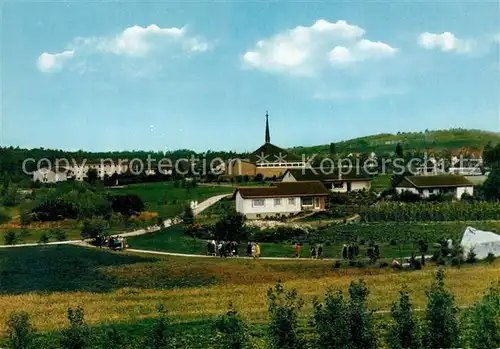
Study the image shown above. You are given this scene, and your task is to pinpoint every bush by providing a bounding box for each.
[379,261,390,268]
[80,219,108,246]
[109,194,144,217]
[214,302,249,349]
[7,311,33,349]
[333,260,342,269]
[54,229,68,242]
[38,232,50,244]
[485,253,496,264]
[0,207,12,225]
[267,281,304,349]
[466,249,477,264]
[60,307,88,349]
[4,231,19,245]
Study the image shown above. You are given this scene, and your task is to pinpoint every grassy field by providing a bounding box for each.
[0,245,498,347]
[128,224,422,259]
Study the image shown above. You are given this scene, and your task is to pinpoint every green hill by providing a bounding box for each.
[290,128,500,156]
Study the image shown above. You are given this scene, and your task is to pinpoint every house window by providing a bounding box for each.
[274,198,281,206]
[288,198,296,205]
[252,199,265,207]
[333,182,343,189]
[302,197,313,206]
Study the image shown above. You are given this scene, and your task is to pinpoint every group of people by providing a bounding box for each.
[206,241,262,258]
[107,236,127,250]
[341,243,380,260]
[207,240,239,257]
[294,243,324,259]
[246,242,261,258]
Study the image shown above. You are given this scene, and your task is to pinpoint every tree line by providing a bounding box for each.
[5,271,499,348]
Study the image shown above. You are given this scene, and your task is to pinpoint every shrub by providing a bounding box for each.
[485,253,496,264]
[0,207,11,225]
[182,205,195,226]
[466,249,477,264]
[379,261,390,268]
[80,219,108,247]
[7,311,33,349]
[4,230,19,245]
[387,286,420,349]
[424,270,459,348]
[267,281,304,349]
[54,229,68,242]
[38,232,50,244]
[333,260,341,269]
[60,307,88,349]
[214,302,249,349]
[109,194,144,217]
[313,288,349,349]
[389,239,398,246]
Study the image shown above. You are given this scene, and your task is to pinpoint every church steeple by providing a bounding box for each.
[265,111,270,144]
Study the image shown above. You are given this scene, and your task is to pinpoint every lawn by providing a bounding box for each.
[0,245,499,348]
[128,224,422,260]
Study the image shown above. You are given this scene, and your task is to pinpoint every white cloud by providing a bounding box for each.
[242,19,396,75]
[36,50,75,72]
[328,39,397,64]
[37,24,210,73]
[418,32,473,53]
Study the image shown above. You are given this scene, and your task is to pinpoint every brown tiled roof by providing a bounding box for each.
[236,181,330,199]
[248,143,302,163]
[398,175,473,189]
[284,168,372,182]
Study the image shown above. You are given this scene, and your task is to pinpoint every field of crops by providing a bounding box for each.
[361,202,500,222]
[0,245,499,348]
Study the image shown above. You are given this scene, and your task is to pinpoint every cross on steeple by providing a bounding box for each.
[265,111,270,144]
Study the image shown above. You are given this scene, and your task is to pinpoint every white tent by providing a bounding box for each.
[460,226,500,259]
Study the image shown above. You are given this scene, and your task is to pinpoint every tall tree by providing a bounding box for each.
[387,286,420,349]
[329,142,336,157]
[482,164,500,201]
[424,270,459,348]
[395,142,404,158]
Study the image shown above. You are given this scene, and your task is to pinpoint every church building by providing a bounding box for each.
[227,112,308,178]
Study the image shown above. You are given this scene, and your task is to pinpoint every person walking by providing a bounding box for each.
[255,243,261,258]
[317,244,323,259]
[310,245,316,259]
[251,242,256,258]
[295,243,301,258]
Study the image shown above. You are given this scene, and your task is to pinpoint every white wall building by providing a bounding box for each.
[234,181,330,219]
[395,175,474,200]
[33,168,68,183]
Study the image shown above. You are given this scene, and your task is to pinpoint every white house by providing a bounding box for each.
[33,168,68,183]
[234,181,330,219]
[281,168,372,192]
[395,175,474,199]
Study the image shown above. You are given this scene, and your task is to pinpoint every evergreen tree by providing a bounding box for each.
[347,279,378,349]
[424,270,459,348]
[182,204,195,226]
[313,288,349,349]
[395,143,404,158]
[462,284,500,349]
[387,286,420,349]
[329,143,336,157]
[267,281,304,349]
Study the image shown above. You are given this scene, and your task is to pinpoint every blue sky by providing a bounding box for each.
[2,1,499,152]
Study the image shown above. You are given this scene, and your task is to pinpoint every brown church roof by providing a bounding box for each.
[248,143,303,163]
[236,181,330,199]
